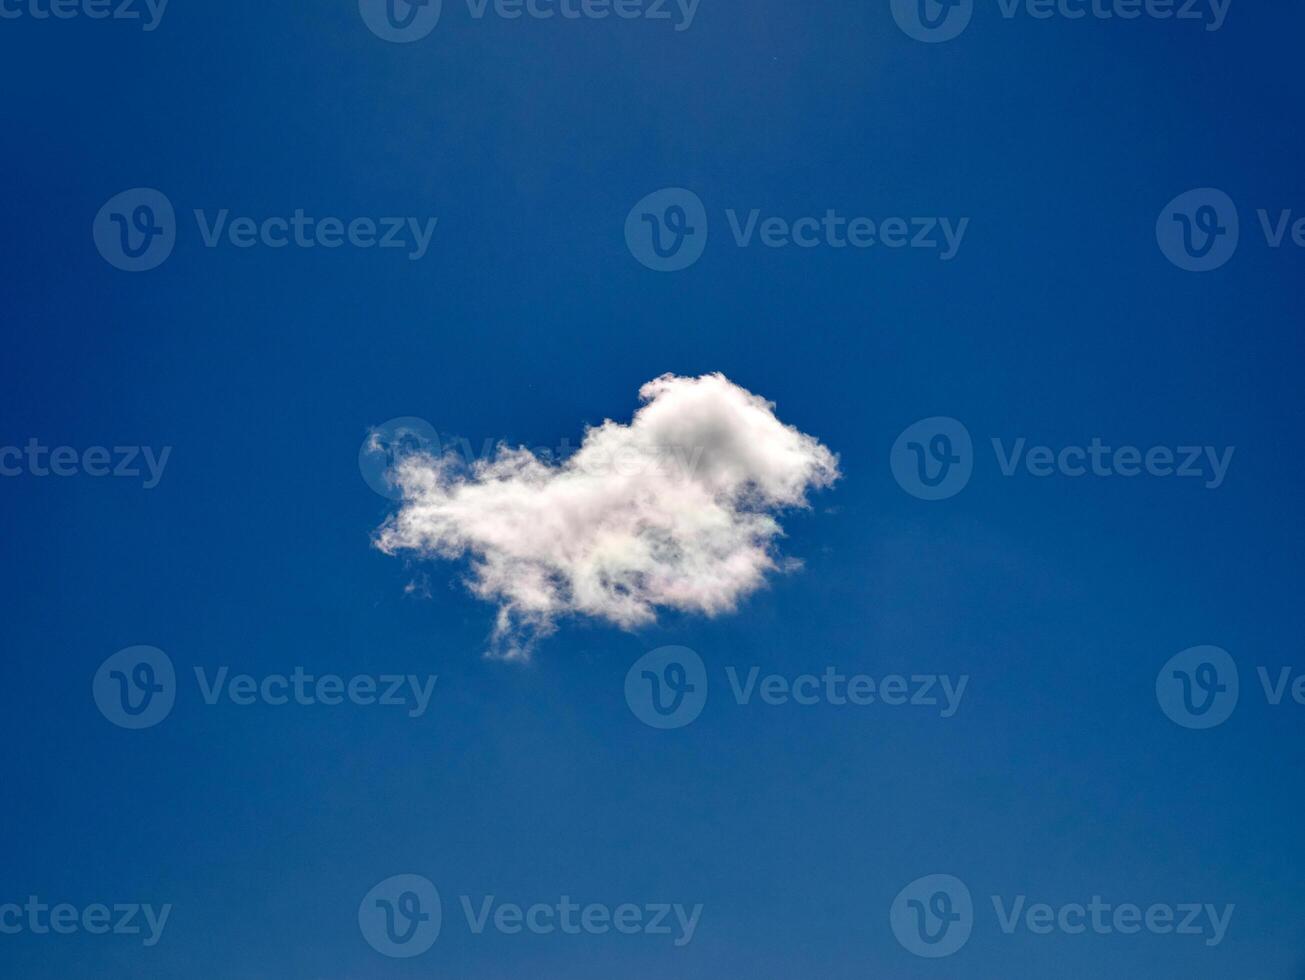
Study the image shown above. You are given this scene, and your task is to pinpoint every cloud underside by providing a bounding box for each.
[374,373,838,659]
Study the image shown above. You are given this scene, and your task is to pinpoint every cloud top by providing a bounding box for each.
[374,373,839,659]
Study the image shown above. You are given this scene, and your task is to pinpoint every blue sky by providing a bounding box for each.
[2,1,1304,977]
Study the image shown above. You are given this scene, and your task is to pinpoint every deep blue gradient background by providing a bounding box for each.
[2,1,1303,976]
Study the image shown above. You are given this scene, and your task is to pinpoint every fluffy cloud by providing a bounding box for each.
[374,373,839,659]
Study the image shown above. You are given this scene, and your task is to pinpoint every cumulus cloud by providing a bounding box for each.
[373,373,839,659]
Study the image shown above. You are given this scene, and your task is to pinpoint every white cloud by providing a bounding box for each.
[373,373,839,659]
